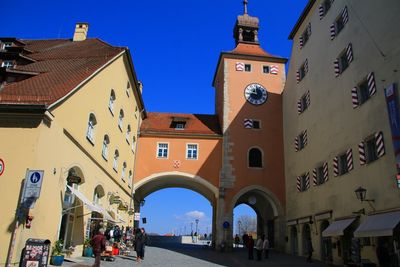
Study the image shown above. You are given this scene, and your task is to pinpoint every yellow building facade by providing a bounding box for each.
[0,23,145,265]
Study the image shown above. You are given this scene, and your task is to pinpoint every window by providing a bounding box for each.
[296,59,308,83]
[334,44,353,76]
[118,109,124,130]
[113,150,119,171]
[121,162,127,181]
[245,64,251,72]
[331,6,349,40]
[357,79,370,104]
[171,121,186,129]
[263,66,270,74]
[131,136,136,151]
[249,148,262,168]
[157,143,168,158]
[3,42,12,48]
[300,23,311,48]
[295,130,307,151]
[252,120,260,129]
[86,113,97,143]
[299,173,309,192]
[109,90,116,114]
[128,170,132,187]
[319,0,332,19]
[186,144,198,160]
[126,81,131,97]
[1,60,14,69]
[126,125,131,143]
[338,153,349,175]
[360,133,385,165]
[365,138,378,163]
[102,135,110,160]
[298,91,310,114]
[316,165,325,185]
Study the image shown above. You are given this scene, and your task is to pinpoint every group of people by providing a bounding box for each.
[90,226,148,266]
[237,233,270,261]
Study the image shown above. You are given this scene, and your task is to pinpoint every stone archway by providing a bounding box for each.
[228,185,285,250]
[133,171,219,245]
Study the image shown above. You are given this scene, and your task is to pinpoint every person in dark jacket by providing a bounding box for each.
[134,228,144,262]
[141,228,148,260]
[90,228,106,267]
[247,236,254,260]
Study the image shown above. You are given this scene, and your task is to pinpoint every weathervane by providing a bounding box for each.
[243,0,248,14]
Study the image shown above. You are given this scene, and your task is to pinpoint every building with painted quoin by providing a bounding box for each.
[0,23,145,264]
[283,0,400,266]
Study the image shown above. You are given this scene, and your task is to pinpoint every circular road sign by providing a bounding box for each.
[0,159,4,176]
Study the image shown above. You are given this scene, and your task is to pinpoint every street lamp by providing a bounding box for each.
[354,186,375,203]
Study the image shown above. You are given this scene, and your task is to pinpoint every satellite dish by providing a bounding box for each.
[248,196,257,205]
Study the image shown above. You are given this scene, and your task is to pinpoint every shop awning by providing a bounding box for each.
[354,210,400,237]
[66,185,115,222]
[322,218,356,237]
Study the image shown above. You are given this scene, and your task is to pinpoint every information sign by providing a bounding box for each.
[134,212,140,221]
[22,170,45,209]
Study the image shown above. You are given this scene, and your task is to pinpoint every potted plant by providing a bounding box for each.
[50,239,64,266]
[83,238,93,257]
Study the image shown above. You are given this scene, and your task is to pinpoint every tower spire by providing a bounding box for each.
[243,0,248,14]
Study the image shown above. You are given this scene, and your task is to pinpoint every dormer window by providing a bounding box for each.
[1,60,14,69]
[170,118,187,130]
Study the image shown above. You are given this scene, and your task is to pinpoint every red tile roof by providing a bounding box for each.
[141,112,222,136]
[0,38,125,106]
[230,43,272,57]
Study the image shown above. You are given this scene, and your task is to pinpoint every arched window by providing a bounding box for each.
[86,113,97,143]
[128,170,133,187]
[121,162,127,181]
[113,150,119,171]
[109,90,116,114]
[93,185,105,205]
[126,81,131,97]
[118,109,124,130]
[102,135,110,159]
[132,136,136,151]
[126,125,131,142]
[249,148,263,168]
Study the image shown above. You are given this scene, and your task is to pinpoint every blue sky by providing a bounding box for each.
[2,0,308,234]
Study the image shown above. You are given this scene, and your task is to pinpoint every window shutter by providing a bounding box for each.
[304,59,309,74]
[307,23,312,36]
[319,4,325,19]
[359,141,366,165]
[342,6,349,25]
[330,23,336,40]
[236,62,245,71]
[297,176,301,192]
[351,87,359,108]
[333,157,339,177]
[346,43,354,63]
[306,172,310,189]
[312,168,317,186]
[346,148,354,171]
[323,162,329,182]
[306,91,311,107]
[299,36,304,49]
[334,59,340,77]
[296,70,300,83]
[297,99,302,114]
[368,72,377,96]
[303,130,308,147]
[375,131,385,158]
[295,136,299,152]
[244,119,253,129]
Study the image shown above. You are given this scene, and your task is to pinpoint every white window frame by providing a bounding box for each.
[126,81,131,97]
[126,125,131,143]
[86,113,96,144]
[121,162,127,181]
[1,60,14,69]
[102,135,109,160]
[131,136,136,152]
[113,150,119,171]
[118,109,124,131]
[157,142,169,159]
[108,90,116,115]
[186,143,198,160]
[128,170,132,188]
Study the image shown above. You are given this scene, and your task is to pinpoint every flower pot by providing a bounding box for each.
[50,255,64,266]
[83,247,93,257]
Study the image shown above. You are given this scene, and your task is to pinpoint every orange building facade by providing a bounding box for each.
[134,4,288,249]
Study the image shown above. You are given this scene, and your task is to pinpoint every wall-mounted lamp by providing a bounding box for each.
[354,187,375,203]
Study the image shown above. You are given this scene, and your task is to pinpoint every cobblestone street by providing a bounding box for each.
[56,243,333,267]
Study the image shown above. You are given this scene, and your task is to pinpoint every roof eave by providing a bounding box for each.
[288,0,316,40]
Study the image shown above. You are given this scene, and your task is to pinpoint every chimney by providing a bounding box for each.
[73,22,89,41]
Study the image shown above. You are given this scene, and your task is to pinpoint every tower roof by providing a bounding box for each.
[233,0,260,45]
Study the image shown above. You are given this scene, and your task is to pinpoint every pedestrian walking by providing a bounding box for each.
[255,235,263,261]
[242,233,249,248]
[141,227,148,260]
[90,228,106,267]
[305,237,314,263]
[134,228,144,262]
[234,234,240,248]
[247,235,254,260]
[263,235,270,259]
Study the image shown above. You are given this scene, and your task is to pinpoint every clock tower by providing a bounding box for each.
[213,0,288,249]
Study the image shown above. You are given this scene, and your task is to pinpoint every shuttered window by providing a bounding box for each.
[299,23,312,49]
[330,6,349,40]
[319,0,334,19]
[359,132,385,165]
[351,72,377,108]
[334,43,353,77]
[296,59,309,83]
[298,91,310,114]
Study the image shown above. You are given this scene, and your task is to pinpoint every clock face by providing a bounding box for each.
[244,83,268,105]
